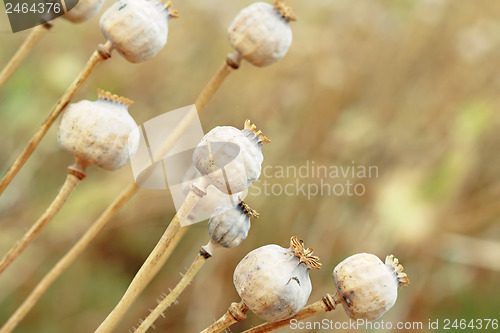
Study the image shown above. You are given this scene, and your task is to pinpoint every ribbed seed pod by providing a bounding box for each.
[227,0,296,67]
[100,0,178,63]
[58,89,139,170]
[233,236,322,322]
[333,253,410,321]
[63,0,105,23]
[192,120,270,194]
[203,200,258,255]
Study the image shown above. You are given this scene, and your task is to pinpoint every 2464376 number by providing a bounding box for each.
[5,1,61,14]
[443,319,499,330]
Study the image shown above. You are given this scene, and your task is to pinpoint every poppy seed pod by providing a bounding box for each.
[333,253,410,321]
[192,120,270,194]
[233,237,322,322]
[227,0,295,67]
[58,89,140,170]
[63,0,105,23]
[203,200,258,255]
[99,0,178,63]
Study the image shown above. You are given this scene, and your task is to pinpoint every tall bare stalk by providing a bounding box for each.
[0,23,53,89]
[0,158,87,275]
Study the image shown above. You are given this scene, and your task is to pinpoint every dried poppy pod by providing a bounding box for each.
[203,200,258,255]
[233,236,322,322]
[227,0,296,67]
[58,89,140,170]
[63,0,105,23]
[333,253,410,321]
[100,0,178,63]
[192,120,270,194]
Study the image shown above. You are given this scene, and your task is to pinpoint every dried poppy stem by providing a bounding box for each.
[135,201,259,332]
[0,158,87,275]
[134,250,211,333]
[1,56,236,333]
[0,182,139,333]
[0,23,53,90]
[195,55,237,111]
[200,301,249,333]
[95,183,208,333]
[242,294,341,333]
[0,41,114,197]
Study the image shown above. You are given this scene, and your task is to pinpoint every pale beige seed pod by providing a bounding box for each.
[333,253,410,321]
[233,237,322,322]
[227,0,296,67]
[63,0,105,23]
[203,200,258,255]
[192,120,270,194]
[99,0,178,63]
[58,89,140,170]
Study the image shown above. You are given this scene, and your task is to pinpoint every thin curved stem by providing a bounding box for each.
[151,58,236,165]
[0,161,86,275]
[1,56,236,333]
[195,58,235,111]
[134,251,210,333]
[200,301,248,333]
[242,294,340,333]
[0,41,114,197]
[0,182,139,333]
[95,186,207,333]
[0,23,53,90]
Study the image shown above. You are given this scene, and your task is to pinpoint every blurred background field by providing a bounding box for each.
[0,0,500,332]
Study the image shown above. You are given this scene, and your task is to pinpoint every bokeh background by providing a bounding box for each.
[1,0,499,332]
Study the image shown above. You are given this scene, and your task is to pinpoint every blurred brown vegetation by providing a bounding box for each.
[0,0,499,332]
